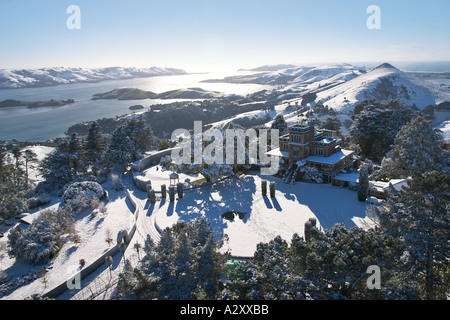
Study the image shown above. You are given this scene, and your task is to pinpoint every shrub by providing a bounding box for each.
[7,208,74,264]
[300,166,323,184]
[63,181,105,213]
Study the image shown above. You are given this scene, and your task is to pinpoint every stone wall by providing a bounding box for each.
[42,190,141,299]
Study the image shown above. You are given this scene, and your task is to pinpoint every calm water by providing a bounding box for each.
[0,72,272,141]
[1,62,449,142]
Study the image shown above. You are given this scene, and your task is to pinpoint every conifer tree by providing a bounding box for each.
[106,126,136,171]
[357,164,369,201]
[271,114,287,134]
[117,220,227,300]
[387,115,445,178]
[85,121,105,175]
[374,170,450,299]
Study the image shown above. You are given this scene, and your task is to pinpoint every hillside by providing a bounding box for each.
[238,64,298,72]
[0,67,188,89]
[312,63,450,112]
[206,63,450,132]
[203,64,366,86]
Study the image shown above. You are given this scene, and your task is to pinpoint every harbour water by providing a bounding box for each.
[0,72,272,141]
[1,62,449,142]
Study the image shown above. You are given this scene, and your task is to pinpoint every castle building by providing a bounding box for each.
[270,121,356,183]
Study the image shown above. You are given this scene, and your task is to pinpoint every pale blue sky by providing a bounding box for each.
[0,0,449,72]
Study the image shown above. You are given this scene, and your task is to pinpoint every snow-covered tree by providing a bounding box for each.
[85,121,104,156]
[384,115,445,178]
[117,220,227,300]
[0,147,28,220]
[372,170,449,299]
[300,166,323,184]
[10,146,25,186]
[62,181,105,213]
[169,125,254,182]
[67,133,84,175]
[23,149,38,188]
[227,224,409,300]
[7,207,74,264]
[84,121,105,175]
[106,117,152,172]
[106,126,137,171]
[271,114,287,134]
[322,116,342,135]
[349,99,417,160]
[39,150,74,189]
[123,116,153,155]
[357,164,369,201]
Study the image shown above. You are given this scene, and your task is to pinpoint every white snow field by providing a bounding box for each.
[21,145,55,183]
[153,171,371,257]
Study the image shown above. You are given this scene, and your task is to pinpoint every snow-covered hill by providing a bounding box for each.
[313,63,450,112]
[0,67,188,89]
[202,63,366,86]
[207,63,450,132]
[284,64,366,86]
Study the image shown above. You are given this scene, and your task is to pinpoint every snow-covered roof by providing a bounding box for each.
[314,138,335,145]
[384,178,410,191]
[306,149,354,165]
[266,148,289,158]
[334,171,359,183]
[370,178,410,192]
[289,124,311,132]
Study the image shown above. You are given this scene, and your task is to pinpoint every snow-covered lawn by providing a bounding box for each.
[0,181,134,300]
[23,145,55,183]
[3,145,55,184]
[153,172,372,257]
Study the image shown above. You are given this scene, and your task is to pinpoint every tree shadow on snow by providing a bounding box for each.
[171,175,256,238]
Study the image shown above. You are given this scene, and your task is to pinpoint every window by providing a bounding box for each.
[293,150,300,157]
[291,134,304,144]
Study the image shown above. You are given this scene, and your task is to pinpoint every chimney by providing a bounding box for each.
[308,120,315,141]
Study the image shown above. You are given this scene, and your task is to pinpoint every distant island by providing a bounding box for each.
[129,104,145,110]
[92,87,223,100]
[0,98,75,108]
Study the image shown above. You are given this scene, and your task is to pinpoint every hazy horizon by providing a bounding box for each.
[1,1,449,73]
[1,60,450,75]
